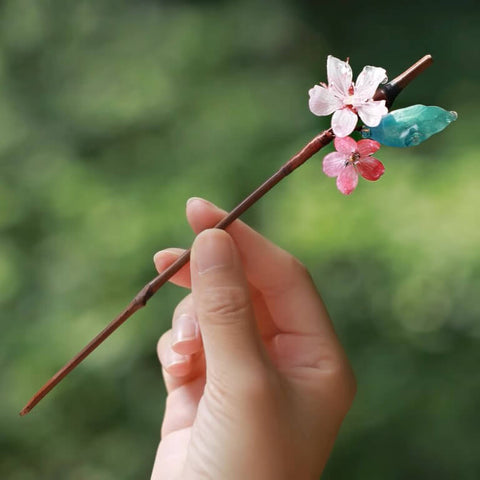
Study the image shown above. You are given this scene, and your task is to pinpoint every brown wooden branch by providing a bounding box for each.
[20,54,433,416]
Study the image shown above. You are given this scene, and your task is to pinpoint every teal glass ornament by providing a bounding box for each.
[361,105,457,147]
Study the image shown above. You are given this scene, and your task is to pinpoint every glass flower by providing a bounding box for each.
[309,55,389,138]
[323,136,385,195]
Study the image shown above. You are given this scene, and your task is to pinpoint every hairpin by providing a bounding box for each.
[20,54,456,416]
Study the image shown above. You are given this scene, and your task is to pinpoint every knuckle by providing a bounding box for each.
[201,285,251,320]
[173,293,193,318]
[283,254,313,289]
[323,359,357,411]
[338,363,357,404]
[289,255,310,279]
[156,330,172,363]
[261,253,313,297]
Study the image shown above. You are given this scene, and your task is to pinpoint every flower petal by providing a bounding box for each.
[332,108,358,137]
[336,164,358,195]
[356,156,385,181]
[308,85,343,116]
[334,136,357,154]
[356,139,381,156]
[327,55,352,98]
[355,65,387,100]
[357,100,388,127]
[323,152,347,177]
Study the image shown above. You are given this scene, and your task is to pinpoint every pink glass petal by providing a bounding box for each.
[334,136,357,154]
[323,152,347,177]
[336,164,358,195]
[357,100,388,127]
[355,66,387,100]
[332,108,358,137]
[308,85,343,116]
[327,55,352,98]
[356,156,385,181]
[356,139,381,156]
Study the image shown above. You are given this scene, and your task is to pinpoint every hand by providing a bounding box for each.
[151,198,356,480]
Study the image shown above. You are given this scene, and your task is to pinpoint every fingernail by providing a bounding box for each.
[153,248,181,263]
[193,230,233,274]
[187,197,213,207]
[172,314,197,344]
[165,348,189,368]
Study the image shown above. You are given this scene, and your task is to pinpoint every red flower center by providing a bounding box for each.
[349,151,361,163]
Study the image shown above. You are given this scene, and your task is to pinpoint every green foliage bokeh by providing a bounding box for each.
[1,0,479,478]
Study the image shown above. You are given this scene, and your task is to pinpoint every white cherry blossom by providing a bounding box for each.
[309,56,388,137]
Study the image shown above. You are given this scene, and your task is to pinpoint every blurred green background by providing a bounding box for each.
[1,0,479,478]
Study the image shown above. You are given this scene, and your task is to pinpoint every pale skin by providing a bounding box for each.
[151,198,357,480]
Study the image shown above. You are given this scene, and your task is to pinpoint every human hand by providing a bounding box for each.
[151,198,356,480]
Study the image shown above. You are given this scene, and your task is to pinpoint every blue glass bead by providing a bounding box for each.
[361,105,457,147]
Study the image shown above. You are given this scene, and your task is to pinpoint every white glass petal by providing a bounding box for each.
[308,85,343,116]
[327,55,352,98]
[357,100,388,127]
[355,66,387,101]
[332,108,358,137]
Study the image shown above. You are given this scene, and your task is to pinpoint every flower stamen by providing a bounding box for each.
[350,152,361,163]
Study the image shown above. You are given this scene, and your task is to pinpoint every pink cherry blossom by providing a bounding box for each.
[323,136,385,195]
[309,56,389,138]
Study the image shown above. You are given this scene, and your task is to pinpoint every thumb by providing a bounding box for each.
[190,229,265,377]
